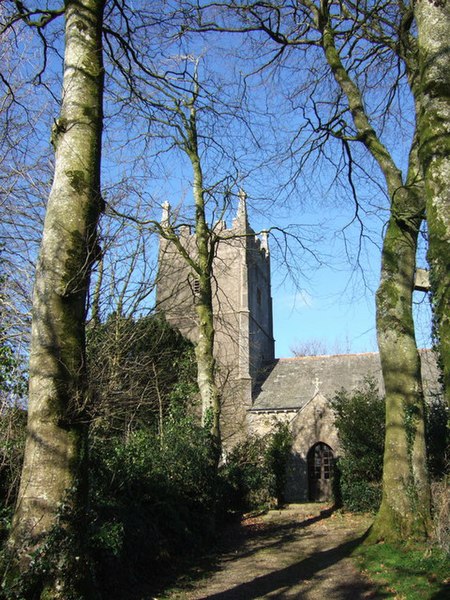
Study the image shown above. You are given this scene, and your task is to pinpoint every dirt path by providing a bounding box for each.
[160,504,380,599]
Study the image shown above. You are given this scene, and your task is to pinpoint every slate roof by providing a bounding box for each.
[251,350,441,412]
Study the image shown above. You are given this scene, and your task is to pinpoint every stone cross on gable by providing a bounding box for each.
[313,376,322,395]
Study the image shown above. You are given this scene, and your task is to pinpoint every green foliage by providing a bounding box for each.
[88,412,218,595]
[336,470,382,513]
[0,255,28,402]
[0,328,27,404]
[1,493,96,600]
[0,344,19,398]
[332,378,385,481]
[431,477,450,553]
[86,313,197,435]
[220,435,274,513]
[0,406,26,530]
[425,397,449,479]
[331,380,448,513]
[265,422,293,505]
[219,423,292,513]
[331,378,385,512]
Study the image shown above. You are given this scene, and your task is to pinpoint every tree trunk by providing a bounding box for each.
[415,0,450,408]
[195,284,220,440]
[189,136,221,442]
[370,188,431,542]
[6,0,104,596]
[320,5,431,542]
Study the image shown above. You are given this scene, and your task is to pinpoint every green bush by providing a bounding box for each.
[331,379,448,513]
[86,313,197,436]
[219,423,292,513]
[88,412,218,595]
[336,459,382,512]
[0,405,26,540]
[265,422,293,505]
[425,397,449,479]
[330,378,385,512]
[220,434,274,513]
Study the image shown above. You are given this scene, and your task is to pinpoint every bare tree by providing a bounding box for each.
[0,4,54,379]
[290,338,329,357]
[105,57,245,445]
[184,0,434,541]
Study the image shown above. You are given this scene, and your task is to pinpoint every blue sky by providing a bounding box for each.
[244,191,432,359]
[6,6,432,361]
[269,243,432,358]
[272,269,378,358]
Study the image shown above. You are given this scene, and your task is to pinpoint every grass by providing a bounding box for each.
[353,541,450,599]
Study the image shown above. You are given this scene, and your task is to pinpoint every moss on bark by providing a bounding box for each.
[415,0,450,408]
[318,2,431,542]
[5,1,104,597]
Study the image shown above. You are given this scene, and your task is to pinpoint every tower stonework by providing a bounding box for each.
[156,192,275,447]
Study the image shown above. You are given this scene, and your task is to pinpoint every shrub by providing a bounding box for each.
[219,434,274,513]
[425,397,449,479]
[86,313,197,436]
[431,476,450,553]
[265,422,293,505]
[336,459,382,512]
[0,405,26,541]
[219,423,292,513]
[88,413,218,596]
[330,378,385,512]
[331,379,448,513]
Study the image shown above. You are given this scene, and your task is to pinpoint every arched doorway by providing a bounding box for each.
[307,442,334,501]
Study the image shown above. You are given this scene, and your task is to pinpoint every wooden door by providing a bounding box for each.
[307,442,334,501]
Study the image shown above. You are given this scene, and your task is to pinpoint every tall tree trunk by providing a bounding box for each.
[320,4,430,541]
[188,105,221,442]
[415,0,450,408]
[370,187,431,541]
[6,0,104,596]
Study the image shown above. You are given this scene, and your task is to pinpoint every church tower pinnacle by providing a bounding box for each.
[233,188,249,231]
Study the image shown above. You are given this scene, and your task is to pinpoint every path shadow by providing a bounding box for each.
[217,505,337,564]
[430,586,450,599]
[195,531,379,600]
[147,504,363,599]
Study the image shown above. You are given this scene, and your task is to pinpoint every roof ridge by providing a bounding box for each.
[277,352,379,362]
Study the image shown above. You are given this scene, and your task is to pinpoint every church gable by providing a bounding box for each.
[248,350,441,502]
[251,353,383,412]
[251,349,441,413]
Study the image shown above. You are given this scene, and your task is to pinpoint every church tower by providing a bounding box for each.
[156,191,274,445]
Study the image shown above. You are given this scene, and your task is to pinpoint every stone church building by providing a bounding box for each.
[157,192,441,502]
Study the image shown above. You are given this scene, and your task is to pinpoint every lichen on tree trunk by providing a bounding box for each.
[195,291,221,440]
[189,129,221,442]
[5,1,104,597]
[415,0,450,408]
[370,188,431,541]
[318,3,431,542]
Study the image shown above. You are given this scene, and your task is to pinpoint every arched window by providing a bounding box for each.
[307,442,334,501]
